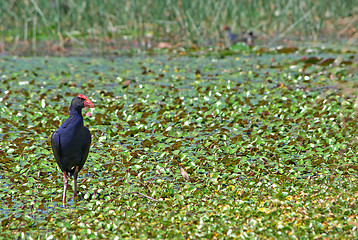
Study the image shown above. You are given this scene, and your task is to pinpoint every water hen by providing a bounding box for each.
[223,26,255,46]
[51,94,94,205]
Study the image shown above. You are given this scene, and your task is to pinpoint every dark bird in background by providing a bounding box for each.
[223,26,256,46]
[51,94,94,205]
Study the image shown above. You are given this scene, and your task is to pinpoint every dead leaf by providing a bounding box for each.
[179,164,190,182]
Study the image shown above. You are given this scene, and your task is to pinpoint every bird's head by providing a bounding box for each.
[222,26,231,32]
[71,94,94,111]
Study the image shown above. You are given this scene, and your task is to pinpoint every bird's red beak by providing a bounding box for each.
[78,94,94,108]
[84,99,94,108]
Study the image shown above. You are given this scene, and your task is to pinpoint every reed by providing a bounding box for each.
[0,0,357,49]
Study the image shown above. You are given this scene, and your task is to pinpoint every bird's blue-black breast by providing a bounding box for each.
[51,108,91,175]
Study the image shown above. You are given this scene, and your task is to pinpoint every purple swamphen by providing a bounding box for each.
[51,94,94,204]
[223,26,255,46]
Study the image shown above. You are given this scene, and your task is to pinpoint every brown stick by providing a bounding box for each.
[123,192,159,202]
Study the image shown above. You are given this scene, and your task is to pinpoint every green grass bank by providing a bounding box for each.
[1,0,357,53]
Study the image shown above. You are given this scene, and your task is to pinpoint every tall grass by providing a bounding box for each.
[0,0,357,50]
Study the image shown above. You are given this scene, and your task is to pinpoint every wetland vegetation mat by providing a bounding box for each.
[1,48,358,238]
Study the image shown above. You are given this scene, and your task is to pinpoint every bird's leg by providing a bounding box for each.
[62,172,68,205]
[73,166,80,200]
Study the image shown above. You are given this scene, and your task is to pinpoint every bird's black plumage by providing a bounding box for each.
[51,94,94,204]
[223,26,255,46]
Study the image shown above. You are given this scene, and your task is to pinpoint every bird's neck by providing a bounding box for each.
[69,107,84,123]
[228,32,235,38]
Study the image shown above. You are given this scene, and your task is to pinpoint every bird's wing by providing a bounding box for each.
[51,130,62,170]
[78,130,91,171]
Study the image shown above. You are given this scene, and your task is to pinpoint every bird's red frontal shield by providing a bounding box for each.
[78,94,94,108]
